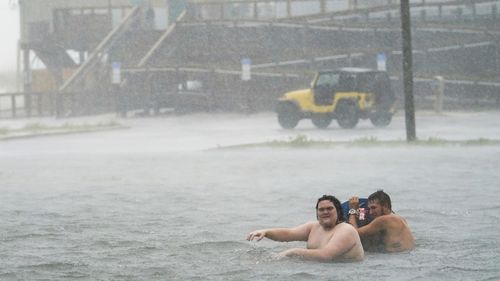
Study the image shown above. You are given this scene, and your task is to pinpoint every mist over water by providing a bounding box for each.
[0,2,19,73]
[0,1,500,276]
[1,121,500,280]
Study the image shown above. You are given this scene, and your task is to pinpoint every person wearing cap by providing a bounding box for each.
[247,195,364,262]
[348,190,415,252]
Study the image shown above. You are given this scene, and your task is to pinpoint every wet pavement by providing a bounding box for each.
[1,110,499,153]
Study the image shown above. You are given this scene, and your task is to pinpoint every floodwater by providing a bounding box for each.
[1,112,500,280]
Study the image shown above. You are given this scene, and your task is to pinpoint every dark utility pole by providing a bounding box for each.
[400,0,417,141]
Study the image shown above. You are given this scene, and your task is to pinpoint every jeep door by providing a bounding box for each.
[313,72,339,105]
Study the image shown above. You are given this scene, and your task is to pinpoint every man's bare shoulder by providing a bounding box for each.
[306,221,320,229]
[310,221,354,234]
[294,221,320,234]
[374,213,402,222]
[339,221,355,228]
[336,222,358,233]
[372,213,407,227]
[387,213,409,223]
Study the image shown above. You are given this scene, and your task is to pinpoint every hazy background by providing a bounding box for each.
[0,1,19,91]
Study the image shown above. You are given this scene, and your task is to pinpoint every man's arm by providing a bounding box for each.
[348,212,359,229]
[247,222,313,242]
[279,224,360,262]
[348,196,360,229]
[356,216,386,237]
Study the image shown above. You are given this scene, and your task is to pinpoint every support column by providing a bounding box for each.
[420,9,426,21]
[79,51,85,65]
[22,46,32,117]
[471,2,477,23]
[496,40,499,78]
[400,0,417,141]
[254,1,258,19]
[351,0,358,10]
[433,76,444,114]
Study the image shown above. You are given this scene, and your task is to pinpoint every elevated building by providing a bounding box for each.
[14,0,500,117]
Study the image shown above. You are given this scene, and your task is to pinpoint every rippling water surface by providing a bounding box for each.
[1,145,500,280]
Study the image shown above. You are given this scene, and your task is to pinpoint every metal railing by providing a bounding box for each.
[0,92,56,119]
[185,0,500,21]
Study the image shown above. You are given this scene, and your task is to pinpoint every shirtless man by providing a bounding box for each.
[247,195,364,262]
[348,190,415,252]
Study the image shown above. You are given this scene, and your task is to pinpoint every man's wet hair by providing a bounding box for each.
[315,195,344,223]
[368,190,392,210]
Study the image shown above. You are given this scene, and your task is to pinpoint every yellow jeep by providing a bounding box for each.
[276,68,396,129]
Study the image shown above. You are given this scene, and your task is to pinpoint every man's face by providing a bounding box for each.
[368,199,388,218]
[316,200,337,228]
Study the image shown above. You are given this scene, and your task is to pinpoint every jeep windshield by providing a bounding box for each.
[314,73,340,88]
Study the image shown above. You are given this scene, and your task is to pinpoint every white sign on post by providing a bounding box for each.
[112,62,121,84]
[377,53,387,71]
[241,58,251,81]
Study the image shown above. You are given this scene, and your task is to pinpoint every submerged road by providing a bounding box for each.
[1,110,499,154]
[1,110,500,280]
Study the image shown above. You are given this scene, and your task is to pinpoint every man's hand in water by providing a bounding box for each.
[247,230,266,241]
[277,248,301,259]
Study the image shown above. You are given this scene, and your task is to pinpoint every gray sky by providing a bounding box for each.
[0,1,19,72]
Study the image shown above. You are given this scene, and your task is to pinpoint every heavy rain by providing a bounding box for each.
[1,0,500,280]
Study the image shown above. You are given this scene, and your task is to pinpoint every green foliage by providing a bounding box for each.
[268,134,334,147]
[215,135,500,150]
[421,137,448,145]
[351,136,379,145]
[0,120,124,140]
[464,138,500,145]
[24,122,50,132]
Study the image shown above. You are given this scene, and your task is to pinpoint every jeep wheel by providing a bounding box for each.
[370,112,392,127]
[311,114,332,129]
[277,103,300,129]
[336,102,359,129]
